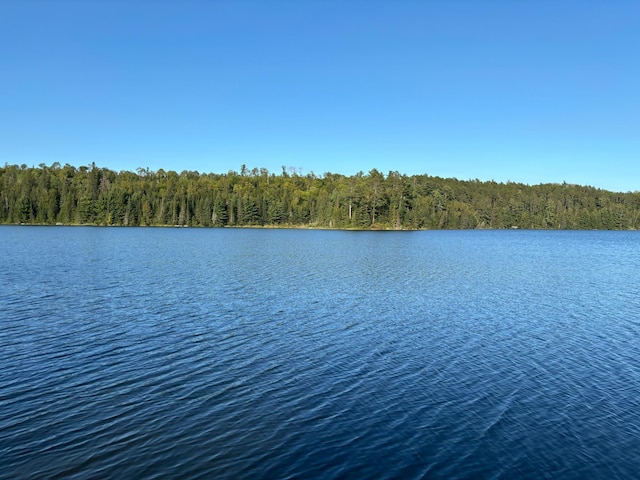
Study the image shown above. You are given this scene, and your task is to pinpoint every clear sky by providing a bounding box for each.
[1,1,638,192]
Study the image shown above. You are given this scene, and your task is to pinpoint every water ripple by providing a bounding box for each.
[1,228,640,478]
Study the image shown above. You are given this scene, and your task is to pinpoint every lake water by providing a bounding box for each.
[1,226,640,479]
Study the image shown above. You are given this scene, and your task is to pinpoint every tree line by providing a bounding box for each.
[1,162,639,230]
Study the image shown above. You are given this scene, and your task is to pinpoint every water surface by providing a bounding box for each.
[1,227,639,478]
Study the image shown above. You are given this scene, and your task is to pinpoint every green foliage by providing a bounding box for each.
[1,163,639,229]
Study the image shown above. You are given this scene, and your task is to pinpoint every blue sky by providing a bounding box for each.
[1,1,638,192]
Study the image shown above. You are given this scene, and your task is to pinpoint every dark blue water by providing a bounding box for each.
[2,227,640,479]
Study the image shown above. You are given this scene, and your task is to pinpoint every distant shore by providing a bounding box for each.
[2,163,638,230]
[2,222,637,232]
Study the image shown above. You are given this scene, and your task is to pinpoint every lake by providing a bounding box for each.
[1,226,640,479]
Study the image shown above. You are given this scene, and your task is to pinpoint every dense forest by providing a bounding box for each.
[1,163,639,230]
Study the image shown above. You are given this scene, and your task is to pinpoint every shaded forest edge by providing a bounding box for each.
[1,163,639,230]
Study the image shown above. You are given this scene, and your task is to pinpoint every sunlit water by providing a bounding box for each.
[1,226,640,479]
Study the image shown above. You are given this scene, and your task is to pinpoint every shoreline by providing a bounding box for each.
[1,223,636,232]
